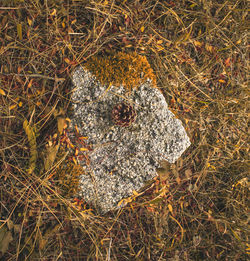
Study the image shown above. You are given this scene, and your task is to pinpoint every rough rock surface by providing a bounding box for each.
[70,66,191,213]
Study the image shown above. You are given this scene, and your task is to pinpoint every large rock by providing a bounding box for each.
[69,66,191,213]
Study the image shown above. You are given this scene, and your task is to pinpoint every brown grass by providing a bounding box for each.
[0,0,248,260]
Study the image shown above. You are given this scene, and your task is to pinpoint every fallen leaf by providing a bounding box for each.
[168,204,173,214]
[218,79,226,83]
[133,190,139,196]
[176,176,181,184]
[205,43,214,53]
[27,79,33,88]
[9,104,17,110]
[0,225,13,255]
[27,17,32,26]
[38,224,61,250]
[7,220,13,230]
[50,9,56,16]
[0,88,6,96]
[80,148,88,151]
[157,160,172,181]
[13,224,21,234]
[23,119,38,174]
[64,58,71,64]
[224,57,231,67]
[185,169,192,179]
[53,107,66,117]
[156,167,169,180]
[57,117,66,134]
[194,40,203,48]
[44,143,59,171]
[17,23,22,40]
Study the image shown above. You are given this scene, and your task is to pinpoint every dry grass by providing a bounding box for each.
[0,0,248,260]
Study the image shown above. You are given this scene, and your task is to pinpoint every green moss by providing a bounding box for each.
[84,52,157,91]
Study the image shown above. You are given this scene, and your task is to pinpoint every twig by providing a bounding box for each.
[0,7,20,10]
[107,238,112,261]
[1,73,65,82]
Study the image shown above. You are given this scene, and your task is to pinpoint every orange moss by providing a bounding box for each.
[84,52,157,91]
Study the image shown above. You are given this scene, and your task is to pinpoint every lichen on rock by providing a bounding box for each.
[83,52,157,91]
[69,53,191,213]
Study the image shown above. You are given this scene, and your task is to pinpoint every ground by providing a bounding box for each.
[0,0,248,260]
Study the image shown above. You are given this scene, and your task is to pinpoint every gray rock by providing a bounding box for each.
[69,66,191,213]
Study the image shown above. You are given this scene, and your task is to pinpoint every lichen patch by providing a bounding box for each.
[84,52,157,91]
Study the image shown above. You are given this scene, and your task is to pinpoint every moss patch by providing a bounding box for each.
[54,159,84,197]
[84,52,157,91]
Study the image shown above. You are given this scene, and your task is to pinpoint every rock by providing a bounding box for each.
[69,66,191,213]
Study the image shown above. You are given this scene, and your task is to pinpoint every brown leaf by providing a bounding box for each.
[0,225,13,255]
[57,117,66,134]
[7,220,13,230]
[156,167,169,180]
[39,224,61,250]
[53,107,66,117]
[185,169,192,179]
[39,233,47,250]
[23,119,38,174]
[224,57,231,67]
[0,88,6,96]
[156,160,172,181]
[64,58,71,64]
[176,176,181,185]
[168,204,173,214]
[44,144,59,171]
[13,224,21,234]
[17,23,22,40]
